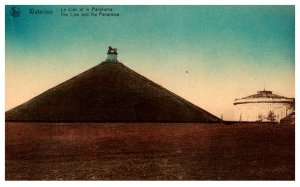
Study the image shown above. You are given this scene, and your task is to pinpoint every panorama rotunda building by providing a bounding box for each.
[233,90,295,122]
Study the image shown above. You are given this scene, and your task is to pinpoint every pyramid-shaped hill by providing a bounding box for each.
[6,51,220,123]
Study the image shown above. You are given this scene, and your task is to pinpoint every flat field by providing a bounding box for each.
[5,123,294,180]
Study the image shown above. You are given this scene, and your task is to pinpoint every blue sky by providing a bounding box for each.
[5,5,295,120]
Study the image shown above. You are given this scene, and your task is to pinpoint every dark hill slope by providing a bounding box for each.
[6,62,220,123]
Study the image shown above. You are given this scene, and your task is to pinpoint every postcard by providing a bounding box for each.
[5,5,295,180]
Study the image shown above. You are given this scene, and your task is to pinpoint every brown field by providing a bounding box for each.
[5,122,294,180]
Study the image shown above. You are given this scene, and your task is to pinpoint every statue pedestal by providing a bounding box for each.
[106,54,118,62]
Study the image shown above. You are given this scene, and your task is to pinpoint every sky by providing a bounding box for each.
[5,5,295,120]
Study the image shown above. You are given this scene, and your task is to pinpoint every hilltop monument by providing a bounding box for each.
[106,46,118,62]
[5,47,220,123]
